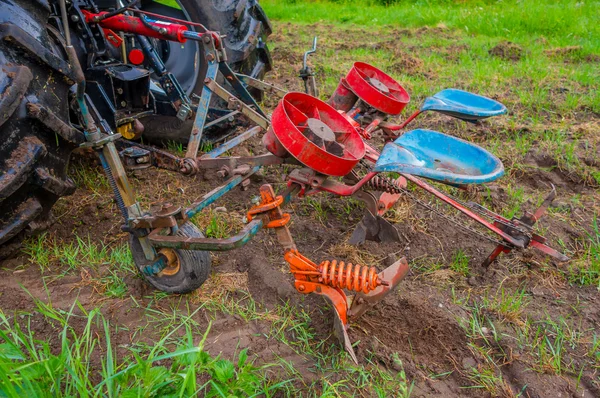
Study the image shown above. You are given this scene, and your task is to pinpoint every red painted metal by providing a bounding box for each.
[380,109,422,132]
[82,10,188,43]
[327,78,358,112]
[402,173,527,248]
[345,62,410,115]
[268,92,365,176]
[128,49,145,65]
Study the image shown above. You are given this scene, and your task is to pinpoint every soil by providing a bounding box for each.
[1,21,600,397]
[488,41,524,61]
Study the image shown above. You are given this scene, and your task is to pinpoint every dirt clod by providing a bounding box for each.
[489,41,524,61]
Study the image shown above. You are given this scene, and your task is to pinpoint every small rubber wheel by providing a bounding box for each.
[130,223,211,294]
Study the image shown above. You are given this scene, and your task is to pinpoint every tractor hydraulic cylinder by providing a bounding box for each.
[83,11,188,43]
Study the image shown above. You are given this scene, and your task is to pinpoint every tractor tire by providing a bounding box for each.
[130,223,211,294]
[0,1,83,258]
[139,0,272,145]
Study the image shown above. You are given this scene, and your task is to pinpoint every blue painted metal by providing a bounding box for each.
[421,89,507,121]
[374,129,504,185]
[200,126,262,159]
[218,62,267,118]
[143,255,168,276]
[185,61,219,159]
[185,165,261,219]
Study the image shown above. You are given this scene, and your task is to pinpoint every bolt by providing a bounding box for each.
[120,101,127,107]
[206,54,215,62]
[70,15,79,22]
[251,196,261,205]
[116,88,124,95]
[204,78,211,84]
[203,36,211,43]
[298,284,305,292]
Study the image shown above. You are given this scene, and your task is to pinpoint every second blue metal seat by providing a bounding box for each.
[421,89,507,121]
[374,129,504,185]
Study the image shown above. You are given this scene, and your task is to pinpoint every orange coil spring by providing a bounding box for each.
[318,260,382,293]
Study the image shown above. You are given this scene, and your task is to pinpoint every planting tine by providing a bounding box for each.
[522,184,556,226]
[331,305,358,364]
[348,257,409,319]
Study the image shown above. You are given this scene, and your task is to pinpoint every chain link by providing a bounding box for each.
[358,162,526,247]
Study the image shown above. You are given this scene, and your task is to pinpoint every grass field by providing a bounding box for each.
[1,0,599,396]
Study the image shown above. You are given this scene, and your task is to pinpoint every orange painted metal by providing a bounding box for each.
[318,260,385,293]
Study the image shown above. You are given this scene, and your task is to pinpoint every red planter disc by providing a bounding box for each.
[267,92,365,177]
[345,62,410,115]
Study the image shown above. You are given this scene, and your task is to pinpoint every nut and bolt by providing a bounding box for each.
[298,285,305,292]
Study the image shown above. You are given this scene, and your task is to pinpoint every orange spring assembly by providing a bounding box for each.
[318,260,387,293]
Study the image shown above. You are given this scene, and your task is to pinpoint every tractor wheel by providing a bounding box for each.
[140,0,272,145]
[130,223,211,294]
[0,2,82,258]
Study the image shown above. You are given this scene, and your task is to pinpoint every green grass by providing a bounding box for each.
[263,0,600,53]
[0,296,288,397]
[567,217,600,288]
[450,249,470,277]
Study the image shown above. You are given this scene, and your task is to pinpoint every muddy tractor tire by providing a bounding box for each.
[0,1,83,258]
[130,223,211,294]
[140,0,273,145]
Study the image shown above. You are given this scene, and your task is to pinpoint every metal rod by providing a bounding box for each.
[402,173,527,248]
[200,126,262,159]
[149,219,263,251]
[185,165,261,219]
[59,0,71,46]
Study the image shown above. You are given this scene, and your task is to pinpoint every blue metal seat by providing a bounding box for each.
[374,129,504,185]
[421,89,507,121]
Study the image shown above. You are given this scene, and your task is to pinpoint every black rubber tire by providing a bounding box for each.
[130,223,211,293]
[0,1,81,258]
[140,0,272,145]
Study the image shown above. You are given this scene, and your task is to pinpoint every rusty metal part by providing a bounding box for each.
[234,73,287,97]
[205,78,270,129]
[348,257,410,319]
[348,211,401,245]
[365,175,405,194]
[327,77,358,112]
[120,146,152,170]
[481,185,568,266]
[157,248,181,276]
[200,126,263,160]
[149,219,263,251]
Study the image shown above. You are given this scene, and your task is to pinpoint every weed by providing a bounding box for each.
[503,185,525,219]
[463,365,505,396]
[450,249,470,277]
[483,287,530,325]
[567,217,600,288]
[191,209,244,239]
[531,316,579,374]
[166,140,185,156]
[0,293,291,397]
